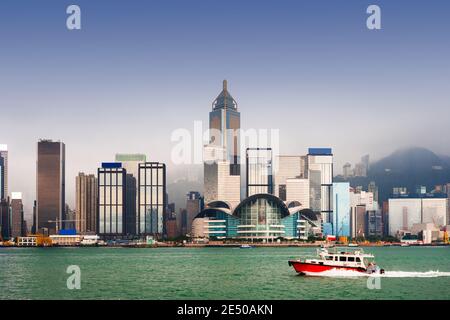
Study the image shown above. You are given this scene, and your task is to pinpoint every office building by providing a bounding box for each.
[368,181,379,203]
[184,191,203,236]
[10,192,24,238]
[367,210,383,237]
[0,144,8,200]
[388,193,448,237]
[203,145,240,209]
[274,155,306,201]
[332,182,350,237]
[308,148,333,223]
[0,199,10,239]
[343,162,352,179]
[97,163,126,237]
[286,178,310,209]
[75,173,98,234]
[246,148,273,197]
[115,154,146,235]
[350,189,375,238]
[65,205,76,230]
[36,140,65,235]
[138,162,166,237]
[115,154,146,179]
[204,81,241,209]
[209,80,240,175]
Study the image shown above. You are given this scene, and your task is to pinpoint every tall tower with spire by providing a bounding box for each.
[209,80,241,175]
[204,80,241,209]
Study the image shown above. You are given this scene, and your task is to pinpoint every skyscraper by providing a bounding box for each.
[209,80,240,174]
[97,163,127,237]
[332,182,350,237]
[36,140,65,235]
[204,80,241,208]
[75,173,98,234]
[0,198,10,240]
[274,155,306,201]
[138,162,166,237]
[185,191,203,235]
[115,154,146,181]
[308,148,333,224]
[114,154,146,236]
[10,192,24,238]
[0,144,8,200]
[343,162,352,179]
[246,148,273,197]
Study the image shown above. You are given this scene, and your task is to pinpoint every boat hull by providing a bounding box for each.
[288,260,366,275]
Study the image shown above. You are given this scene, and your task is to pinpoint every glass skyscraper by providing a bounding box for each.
[97,163,126,237]
[332,182,351,237]
[308,148,333,224]
[138,162,166,237]
[0,144,8,200]
[36,140,65,235]
[246,148,273,197]
[209,80,241,176]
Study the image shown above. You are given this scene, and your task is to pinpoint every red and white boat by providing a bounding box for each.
[288,247,384,276]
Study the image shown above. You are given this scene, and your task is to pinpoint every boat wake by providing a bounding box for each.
[381,271,450,278]
[304,269,450,278]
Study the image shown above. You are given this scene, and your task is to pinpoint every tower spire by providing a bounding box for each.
[223,79,227,91]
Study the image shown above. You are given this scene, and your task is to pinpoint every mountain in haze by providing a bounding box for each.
[336,147,450,203]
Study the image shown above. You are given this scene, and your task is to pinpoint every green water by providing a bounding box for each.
[0,246,449,300]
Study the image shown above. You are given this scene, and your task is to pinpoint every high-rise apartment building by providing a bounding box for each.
[137,162,166,237]
[75,173,97,233]
[36,140,65,235]
[0,144,8,200]
[10,192,24,238]
[98,163,126,237]
[246,148,273,197]
[308,148,333,223]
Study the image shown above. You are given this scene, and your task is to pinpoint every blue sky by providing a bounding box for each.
[1,0,449,214]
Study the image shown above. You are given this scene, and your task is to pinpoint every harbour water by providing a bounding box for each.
[1,246,449,300]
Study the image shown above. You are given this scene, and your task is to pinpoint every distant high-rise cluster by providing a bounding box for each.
[342,154,370,179]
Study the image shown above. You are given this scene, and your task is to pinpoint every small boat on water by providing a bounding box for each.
[288,247,384,276]
[240,244,253,249]
[348,243,359,247]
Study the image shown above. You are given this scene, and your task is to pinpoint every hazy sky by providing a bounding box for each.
[1,0,449,217]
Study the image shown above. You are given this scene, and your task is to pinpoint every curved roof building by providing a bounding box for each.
[192,193,320,240]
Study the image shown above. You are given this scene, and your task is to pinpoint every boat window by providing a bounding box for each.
[348,257,355,262]
[339,256,346,262]
[356,257,361,262]
[325,256,333,260]
[334,256,338,261]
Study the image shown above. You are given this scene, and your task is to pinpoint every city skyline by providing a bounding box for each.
[1,0,450,221]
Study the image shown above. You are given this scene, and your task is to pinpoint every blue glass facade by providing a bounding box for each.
[332,182,350,237]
